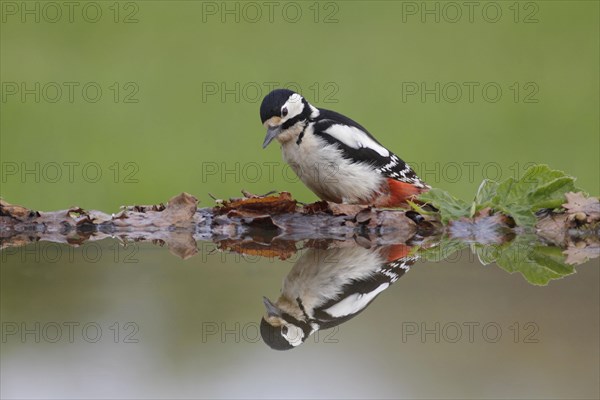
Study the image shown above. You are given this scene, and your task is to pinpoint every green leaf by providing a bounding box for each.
[474,179,499,206]
[421,235,576,286]
[418,188,470,224]
[471,179,499,216]
[490,202,537,227]
[471,242,503,265]
[492,177,523,207]
[484,164,576,227]
[418,164,579,228]
[406,199,437,216]
[527,177,576,210]
[492,235,575,285]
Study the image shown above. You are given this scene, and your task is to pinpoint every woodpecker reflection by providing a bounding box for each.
[260,244,419,350]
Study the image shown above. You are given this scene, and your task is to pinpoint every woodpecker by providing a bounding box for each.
[260,89,429,207]
[260,244,418,350]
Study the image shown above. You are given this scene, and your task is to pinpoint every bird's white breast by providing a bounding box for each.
[282,247,387,316]
[280,124,385,203]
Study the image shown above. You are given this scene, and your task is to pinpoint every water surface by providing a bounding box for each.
[1,239,598,399]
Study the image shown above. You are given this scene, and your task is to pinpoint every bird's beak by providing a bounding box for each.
[263,296,282,317]
[262,126,282,149]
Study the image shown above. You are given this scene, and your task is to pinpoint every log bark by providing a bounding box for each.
[1,191,597,261]
[0,192,440,259]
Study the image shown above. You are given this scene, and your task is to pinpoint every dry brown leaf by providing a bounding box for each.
[301,201,330,214]
[563,192,600,223]
[87,210,113,224]
[0,199,39,221]
[124,203,166,213]
[536,213,569,246]
[327,203,369,216]
[165,232,198,260]
[564,244,600,265]
[66,207,96,226]
[218,239,297,260]
[355,208,374,223]
[218,192,296,215]
[161,192,198,223]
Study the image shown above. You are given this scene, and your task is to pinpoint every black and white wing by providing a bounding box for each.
[312,253,418,329]
[312,109,428,188]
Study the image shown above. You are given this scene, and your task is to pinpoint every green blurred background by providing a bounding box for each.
[1,3,599,398]
[1,1,598,211]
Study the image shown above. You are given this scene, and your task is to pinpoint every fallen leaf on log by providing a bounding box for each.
[216,192,296,215]
[536,213,569,246]
[563,236,600,265]
[0,199,39,221]
[563,192,600,223]
[217,239,297,260]
[160,193,198,224]
[326,203,369,216]
[1,190,597,264]
[165,232,198,260]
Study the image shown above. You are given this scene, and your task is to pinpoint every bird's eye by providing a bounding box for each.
[282,326,288,335]
[281,107,288,117]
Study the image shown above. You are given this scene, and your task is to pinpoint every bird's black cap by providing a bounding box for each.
[260,318,295,351]
[260,88,295,123]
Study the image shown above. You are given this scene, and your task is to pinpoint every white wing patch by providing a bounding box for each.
[324,124,390,157]
[323,283,389,318]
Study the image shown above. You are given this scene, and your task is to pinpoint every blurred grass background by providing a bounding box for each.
[1,4,599,398]
[1,1,598,211]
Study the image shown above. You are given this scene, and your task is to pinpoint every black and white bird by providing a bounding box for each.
[260,244,418,350]
[260,89,429,207]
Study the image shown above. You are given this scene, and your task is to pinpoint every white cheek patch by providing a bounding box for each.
[324,124,390,157]
[282,93,305,122]
[283,324,305,347]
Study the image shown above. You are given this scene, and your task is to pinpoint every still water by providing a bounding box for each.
[1,238,598,399]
